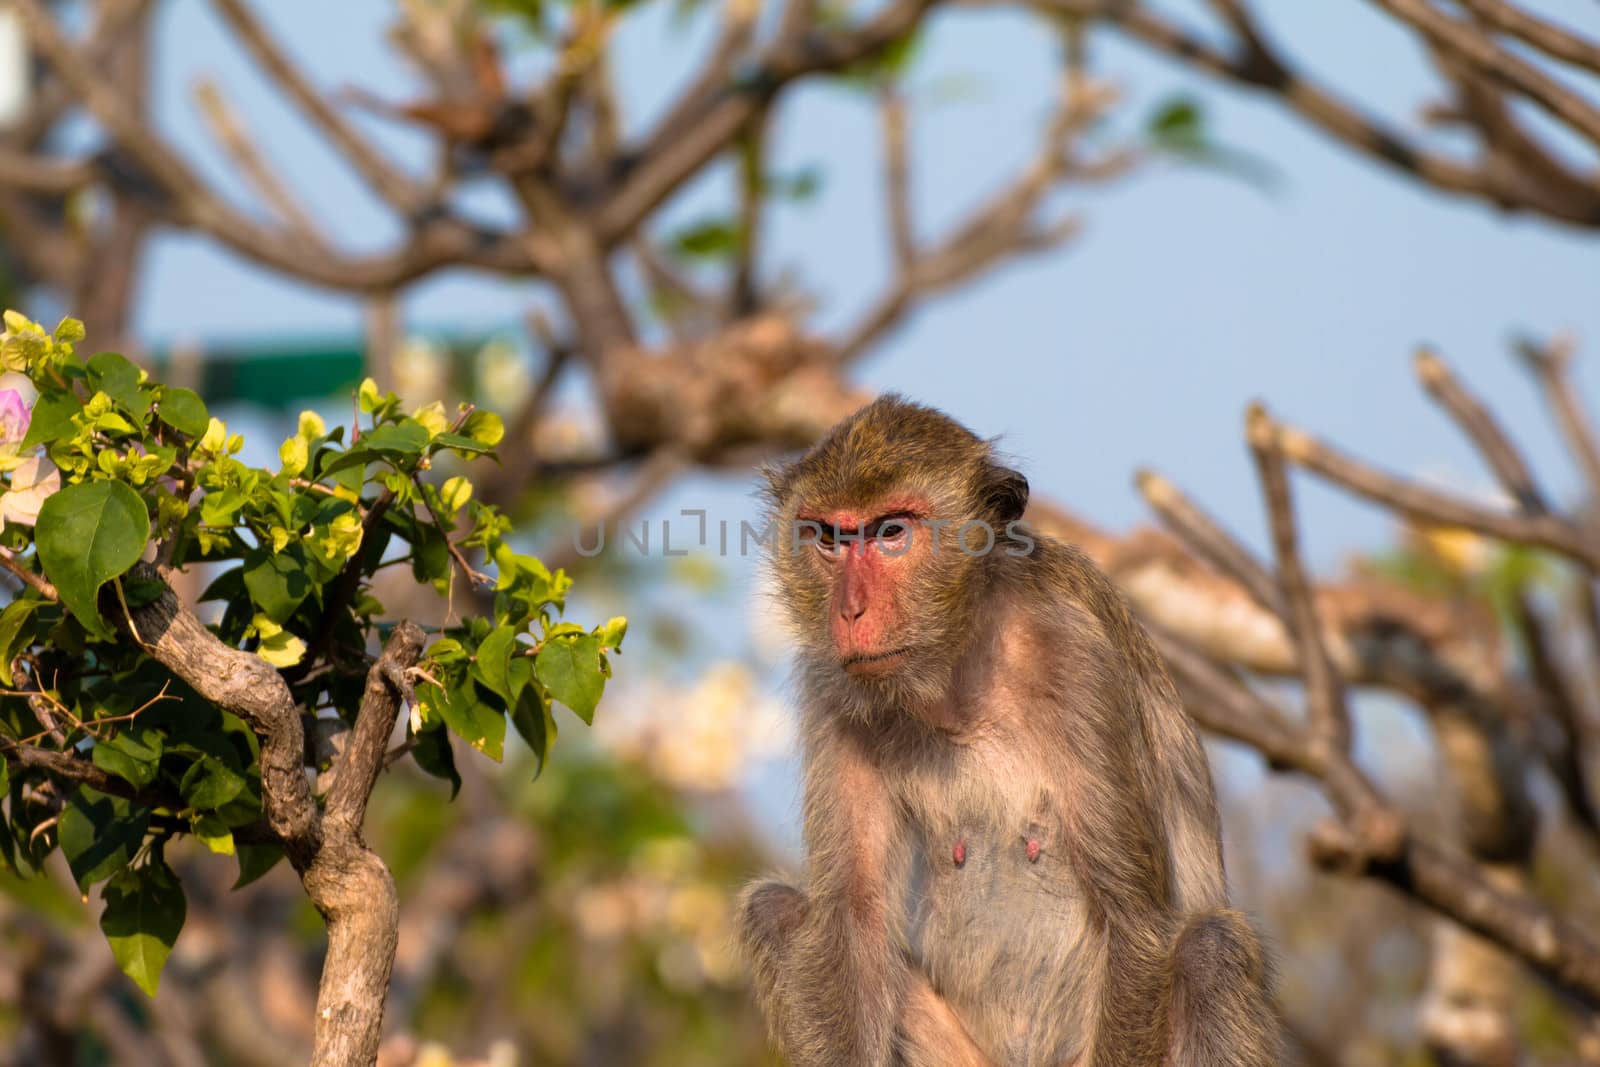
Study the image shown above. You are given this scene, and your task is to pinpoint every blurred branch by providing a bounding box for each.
[1373,0,1600,149]
[1457,0,1600,75]
[836,54,1117,364]
[209,0,424,213]
[1247,405,1352,757]
[193,77,326,243]
[1018,0,1600,227]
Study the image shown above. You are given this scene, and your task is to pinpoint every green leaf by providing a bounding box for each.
[1145,94,1280,190]
[1148,95,1203,146]
[21,391,82,449]
[191,813,234,855]
[535,633,605,724]
[36,481,150,639]
[242,548,313,624]
[510,685,557,778]
[59,791,148,893]
[233,843,284,889]
[411,724,461,798]
[429,432,496,457]
[0,599,40,685]
[432,682,506,762]
[669,218,742,260]
[87,352,145,415]
[473,625,525,706]
[595,615,628,651]
[100,860,186,997]
[156,388,209,437]
[53,317,85,344]
[179,757,246,811]
[322,420,433,476]
[92,728,163,789]
[462,411,504,449]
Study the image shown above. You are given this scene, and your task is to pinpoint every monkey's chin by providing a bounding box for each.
[841,647,914,677]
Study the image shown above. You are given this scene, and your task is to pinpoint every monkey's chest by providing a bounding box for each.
[904,798,1098,1067]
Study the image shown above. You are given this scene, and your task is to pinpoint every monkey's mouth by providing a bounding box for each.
[841,646,915,673]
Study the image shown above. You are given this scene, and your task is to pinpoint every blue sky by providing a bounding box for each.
[135,0,1600,564]
[126,1,1600,850]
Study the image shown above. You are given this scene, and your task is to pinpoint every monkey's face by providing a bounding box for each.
[762,395,1029,711]
[793,497,935,677]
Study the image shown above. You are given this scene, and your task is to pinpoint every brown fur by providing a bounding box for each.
[740,396,1281,1066]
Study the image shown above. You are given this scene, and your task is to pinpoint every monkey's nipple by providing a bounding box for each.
[952,840,967,868]
[1025,838,1042,863]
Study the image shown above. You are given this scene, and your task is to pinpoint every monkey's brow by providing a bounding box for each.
[794,509,926,535]
[797,496,930,525]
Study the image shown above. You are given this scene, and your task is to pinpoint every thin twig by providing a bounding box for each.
[193,77,325,241]
[208,0,422,212]
[1415,347,1546,513]
[1518,335,1600,506]
[1247,404,1352,757]
[1275,419,1598,568]
[0,552,58,600]
[1135,469,1285,616]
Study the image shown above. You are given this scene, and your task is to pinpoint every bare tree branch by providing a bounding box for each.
[1456,0,1600,76]
[208,0,424,213]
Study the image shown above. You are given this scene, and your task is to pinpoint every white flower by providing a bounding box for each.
[0,455,59,532]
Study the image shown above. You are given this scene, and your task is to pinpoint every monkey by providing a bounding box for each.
[737,396,1279,1067]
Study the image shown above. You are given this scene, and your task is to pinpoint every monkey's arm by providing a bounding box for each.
[737,719,909,1067]
[1052,573,1278,1066]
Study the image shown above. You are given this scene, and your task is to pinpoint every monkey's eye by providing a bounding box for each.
[875,520,910,548]
[814,526,843,557]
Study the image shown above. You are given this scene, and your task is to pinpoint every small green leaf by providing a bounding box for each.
[473,625,524,707]
[411,724,461,798]
[356,420,432,457]
[21,391,82,449]
[462,411,505,449]
[233,843,284,888]
[100,860,186,997]
[242,548,313,624]
[535,633,605,723]
[53,317,86,344]
[59,791,148,892]
[156,388,209,437]
[510,685,557,778]
[431,682,506,762]
[0,599,40,685]
[191,814,235,855]
[180,757,246,811]
[429,432,496,457]
[36,481,150,640]
[669,218,742,260]
[1148,96,1203,145]
[92,728,163,789]
[87,352,145,415]
[595,615,628,651]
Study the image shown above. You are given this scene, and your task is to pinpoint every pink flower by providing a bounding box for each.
[0,389,28,445]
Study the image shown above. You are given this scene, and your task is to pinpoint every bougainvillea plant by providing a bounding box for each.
[0,312,622,1063]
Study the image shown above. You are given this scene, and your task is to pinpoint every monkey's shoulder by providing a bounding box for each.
[995,534,1149,657]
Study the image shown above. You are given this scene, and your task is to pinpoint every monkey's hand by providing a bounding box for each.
[737,880,807,1021]
[896,973,997,1067]
[1166,909,1279,1067]
[737,876,909,1067]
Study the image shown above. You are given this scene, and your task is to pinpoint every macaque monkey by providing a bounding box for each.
[738,397,1279,1067]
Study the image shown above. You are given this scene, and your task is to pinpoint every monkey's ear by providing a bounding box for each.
[985,465,1029,523]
